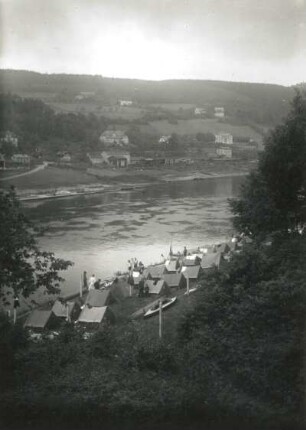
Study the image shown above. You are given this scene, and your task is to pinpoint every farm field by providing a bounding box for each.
[140,118,264,141]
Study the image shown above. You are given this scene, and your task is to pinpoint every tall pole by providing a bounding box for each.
[159,300,162,339]
[13,308,17,324]
[80,273,83,298]
[186,272,190,295]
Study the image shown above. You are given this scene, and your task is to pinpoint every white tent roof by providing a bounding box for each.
[78,306,108,323]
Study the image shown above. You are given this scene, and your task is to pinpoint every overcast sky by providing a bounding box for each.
[1,0,305,85]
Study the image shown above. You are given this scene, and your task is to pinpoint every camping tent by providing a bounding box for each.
[181,265,201,280]
[162,273,187,289]
[165,259,180,273]
[216,242,230,254]
[24,310,56,331]
[52,300,79,320]
[201,252,222,270]
[144,264,166,280]
[110,277,131,301]
[144,279,170,295]
[182,257,200,266]
[78,305,115,326]
[85,289,115,307]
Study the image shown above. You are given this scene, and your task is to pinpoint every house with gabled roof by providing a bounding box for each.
[99,130,129,147]
[101,150,130,168]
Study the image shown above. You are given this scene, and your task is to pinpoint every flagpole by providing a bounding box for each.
[159,300,162,339]
[80,273,83,298]
[186,272,190,296]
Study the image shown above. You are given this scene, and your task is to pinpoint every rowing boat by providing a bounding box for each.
[143,297,177,318]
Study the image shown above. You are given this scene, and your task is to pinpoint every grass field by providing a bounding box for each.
[140,119,263,141]
[0,166,100,191]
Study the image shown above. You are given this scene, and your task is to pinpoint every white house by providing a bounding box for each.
[214,107,225,118]
[101,151,131,168]
[99,130,129,147]
[216,147,232,158]
[119,100,133,106]
[11,154,31,164]
[158,135,171,144]
[1,131,18,148]
[194,107,206,116]
[215,133,233,145]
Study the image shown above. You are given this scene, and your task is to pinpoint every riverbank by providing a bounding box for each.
[0,161,252,200]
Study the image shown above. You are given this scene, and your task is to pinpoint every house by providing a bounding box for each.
[87,153,104,165]
[77,306,115,327]
[181,265,201,280]
[101,151,130,168]
[201,252,222,270]
[99,130,129,147]
[119,100,133,106]
[216,147,232,158]
[144,264,166,280]
[51,300,80,321]
[85,289,116,307]
[144,279,170,295]
[162,273,187,289]
[165,259,180,273]
[215,133,233,145]
[158,135,171,144]
[194,108,206,116]
[11,154,31,164]
[59,153,72,164]
[75,92,95,100]
[214,107,225,118]
[24,310,57,331]
[1,131,18,147]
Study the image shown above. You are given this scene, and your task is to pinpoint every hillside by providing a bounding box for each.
[0,69,294,125]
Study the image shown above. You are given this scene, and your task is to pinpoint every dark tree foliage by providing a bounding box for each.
[0,188,73,304]
[230,90,306,236]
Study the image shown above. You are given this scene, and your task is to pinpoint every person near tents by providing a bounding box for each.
[88,274,96,290]
[183,246,187,257]
[138,278,144,297]
[138,261,144,274]
[83,271,88,290]
[94,279,101,289]
[14,295,20,309]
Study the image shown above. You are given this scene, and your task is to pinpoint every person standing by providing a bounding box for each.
[88,274,96,290]
[183,246,187,257]
[83,271,88,290]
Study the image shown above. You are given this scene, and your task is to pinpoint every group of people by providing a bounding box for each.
[128,258,144,274]
[82,271,103,291]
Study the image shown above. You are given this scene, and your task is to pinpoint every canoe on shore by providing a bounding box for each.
[143,297,177,318]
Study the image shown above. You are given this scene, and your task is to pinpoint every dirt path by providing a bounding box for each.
[0,162,47,181]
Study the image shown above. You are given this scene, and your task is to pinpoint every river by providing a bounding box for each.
[20,175,245,303]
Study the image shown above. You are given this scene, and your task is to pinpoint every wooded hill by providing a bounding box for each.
[0,69,294,125]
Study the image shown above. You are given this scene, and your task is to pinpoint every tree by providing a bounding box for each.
[230,90,306,237]
[0,188,73,305]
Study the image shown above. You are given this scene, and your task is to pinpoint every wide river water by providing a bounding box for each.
[23,175,245,301]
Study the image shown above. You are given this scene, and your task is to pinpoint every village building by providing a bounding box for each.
[158,135,171,144]
[194,107,207,116]
[216,147,232,158]
[215,133,233,145]
[144,280,170,295]
[99,130,129,147]
[11,154,31,165]
[59,153,72,164]
[1,131,18,147]
[101,151,130,168]
[87,153,104,165]
[75,92,95,101]
[214,107,225,118]
[119,100,133,106]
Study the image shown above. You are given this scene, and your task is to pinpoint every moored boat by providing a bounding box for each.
[143,296,177,318]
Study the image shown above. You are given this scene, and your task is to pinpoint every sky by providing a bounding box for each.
[0,0,305,86]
